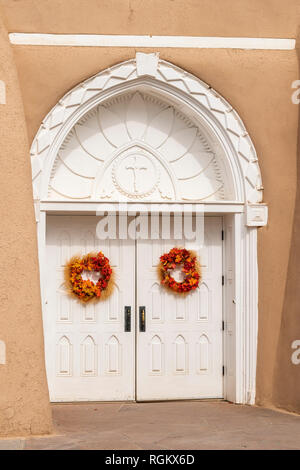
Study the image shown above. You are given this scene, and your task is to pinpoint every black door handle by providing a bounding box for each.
[139,306,146,332]
[124,306,131,332]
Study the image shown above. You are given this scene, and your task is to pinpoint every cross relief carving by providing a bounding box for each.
[112,150,159,199]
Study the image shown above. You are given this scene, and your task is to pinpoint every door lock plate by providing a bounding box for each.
[139,306,146,332]
[124,306,131,332]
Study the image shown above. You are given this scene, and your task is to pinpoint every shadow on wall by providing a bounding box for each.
[272,32,300,413]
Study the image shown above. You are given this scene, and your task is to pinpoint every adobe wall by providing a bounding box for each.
[0,14,52,436]
[12,44,299,411]
[0,1,299,435]
[1,0,299,38]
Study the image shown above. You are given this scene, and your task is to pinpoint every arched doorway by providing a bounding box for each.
[31,53,267,403]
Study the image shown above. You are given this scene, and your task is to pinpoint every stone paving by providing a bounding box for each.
[1,401,300,450]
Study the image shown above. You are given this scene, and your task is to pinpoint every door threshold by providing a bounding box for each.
[135,398,225,403]
[51,400,137,405]
[52,398,225,405]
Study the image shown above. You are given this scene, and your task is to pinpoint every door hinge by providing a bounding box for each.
[222,275,225,286]
[222,365,225,376]
[222,320,225,331]
[221,229,224,241]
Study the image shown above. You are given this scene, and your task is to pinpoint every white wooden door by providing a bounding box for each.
[136,217,223,400]
[45,215,135,402]
[45,215,223,402]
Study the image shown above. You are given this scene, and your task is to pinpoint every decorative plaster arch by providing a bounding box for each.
[32,53,268,406]
[31,53,263,207]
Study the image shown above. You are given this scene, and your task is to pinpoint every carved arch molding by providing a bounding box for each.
[31,52,265,210]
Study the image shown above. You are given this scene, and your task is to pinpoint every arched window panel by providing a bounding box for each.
[80,335,97,376]
[150,335,163,375]
[56,335,73,376]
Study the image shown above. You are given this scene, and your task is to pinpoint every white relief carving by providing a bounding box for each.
[75,109,113,159]
[99,187,115,199]
[112,151,159,199]
[158,186,173,200]
[59,130,101,177]
[145,107,174,148]
[136,52,159,77]
[126,92,147,138]
[125,156,147,192]
[99,106,130,147]
[246,203,268,227]
[31,53,263,205]
[50,93,222,202]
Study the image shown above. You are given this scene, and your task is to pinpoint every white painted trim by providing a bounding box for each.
[37,210,47,315]
[9,33,295,50]
[232,215,258,404]
[244,226,258,404]
[39,201,245,214]
[221,213,258,405]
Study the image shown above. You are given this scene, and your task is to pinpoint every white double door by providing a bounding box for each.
[45,215,223,402]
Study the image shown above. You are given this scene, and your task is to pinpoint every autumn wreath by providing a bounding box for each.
[158,247,201,294]
[65,252,114,302]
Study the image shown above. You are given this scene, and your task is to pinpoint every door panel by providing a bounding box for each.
[45,215,223,402]
[136,217,223,400]
[46,215,135,402]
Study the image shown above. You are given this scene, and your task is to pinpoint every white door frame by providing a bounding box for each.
[31,53,268,405]
[36,201,259,404]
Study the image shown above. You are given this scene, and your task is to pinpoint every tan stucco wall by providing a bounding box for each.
[0,15,52,436]
[0,0,300,435]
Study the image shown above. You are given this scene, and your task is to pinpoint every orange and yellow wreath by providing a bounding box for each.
[65,251,114,302]
[158,248,201,294]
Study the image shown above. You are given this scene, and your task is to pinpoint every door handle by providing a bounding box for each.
[124,306,131,332]
[139,306,146,332]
